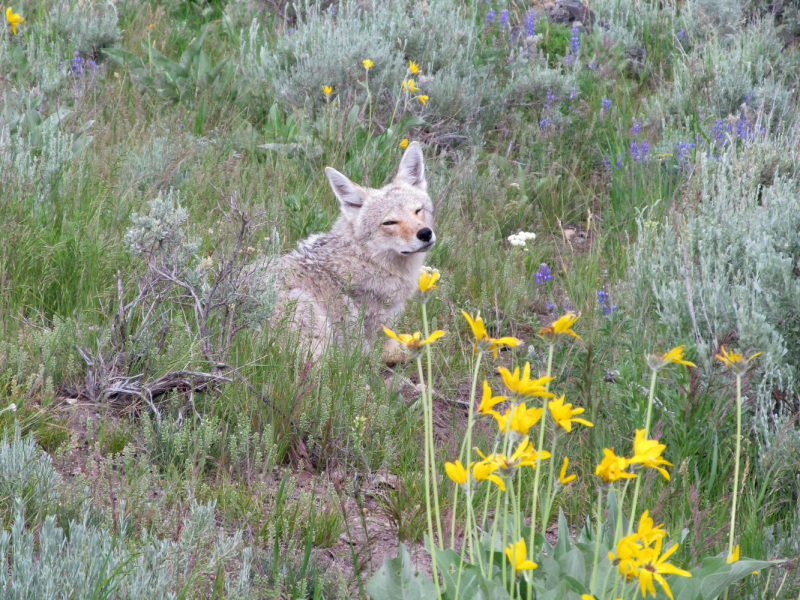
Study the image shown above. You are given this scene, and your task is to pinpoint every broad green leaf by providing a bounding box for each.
[554,509,572,561]
[698,558,782,599]
[558,547,585,583]
[433,547,481,599]
[365,543,438,600]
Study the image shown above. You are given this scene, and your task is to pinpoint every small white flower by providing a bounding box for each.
[202,256,214,269]
[8,404,16,412]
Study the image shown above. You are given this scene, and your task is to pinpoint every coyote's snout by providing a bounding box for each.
[274,141,434,358]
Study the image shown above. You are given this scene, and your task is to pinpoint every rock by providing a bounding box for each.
[533,0,595,29]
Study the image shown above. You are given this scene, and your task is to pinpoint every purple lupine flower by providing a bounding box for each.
[615,155,623,169]
[629,140,640,162]
[485,8,495,23]
[601,98,612,111]
[329,5,337,14]
[602,155,612,170]
[544,89,555,108]
[569,87,578,100]
[525,11,535,36]
[539,118,551,129]
[629,139,649,163]
[676,141,696,163]
[546,301,557,314]
[712,119,727,145]
[71,51,83,76]
[588,60,598,70]
[565,22,580,62]
[535,263,553,284]
[562,299,573,312]
[598,290,617,315]
[499,9,509,31]
[629,120,641,136]
[677,28,686,38]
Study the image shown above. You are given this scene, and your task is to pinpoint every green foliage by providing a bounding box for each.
[105,23,234,106]
[48,0,121,59]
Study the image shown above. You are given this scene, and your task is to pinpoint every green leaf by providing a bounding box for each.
[365,543,439,600]
[698,558,782,599]
[553,509,571,560]
[558,547,585,583]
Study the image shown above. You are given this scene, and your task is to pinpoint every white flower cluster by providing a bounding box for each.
[507,231,536,249]
[420,265,437,275]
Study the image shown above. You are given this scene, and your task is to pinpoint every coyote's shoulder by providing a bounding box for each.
[274,142,435,357]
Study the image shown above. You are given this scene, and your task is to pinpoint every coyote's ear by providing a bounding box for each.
[395,141,427,191]
[326,167,366,219]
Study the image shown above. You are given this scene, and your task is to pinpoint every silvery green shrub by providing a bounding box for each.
[48,0,121,59]
[0,423,61,518]
[651,19,797,122]
[627,142,800,452]
[238,0,574,138]
[0,499,254,599]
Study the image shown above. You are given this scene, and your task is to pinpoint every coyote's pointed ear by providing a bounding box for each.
[326,167,366,220]
[395,141,427,191]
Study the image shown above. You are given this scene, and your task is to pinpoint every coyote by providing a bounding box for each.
[274,142,435,359]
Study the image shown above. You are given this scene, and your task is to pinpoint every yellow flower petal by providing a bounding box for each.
[559,456,577,484]
[417,95,429,105]
[362,59,373,69]
[409,60,420,74]
[399,138,409,148]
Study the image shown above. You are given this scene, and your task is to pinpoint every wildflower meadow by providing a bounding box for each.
[1,0,800,597]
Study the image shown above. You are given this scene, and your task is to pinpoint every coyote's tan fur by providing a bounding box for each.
[274,142,435,358]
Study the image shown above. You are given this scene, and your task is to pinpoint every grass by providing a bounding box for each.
[1,0,799,597]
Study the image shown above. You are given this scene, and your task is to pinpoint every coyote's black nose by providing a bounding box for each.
[417,227,433,242]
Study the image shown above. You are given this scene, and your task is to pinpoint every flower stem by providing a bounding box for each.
[416,356,441,597]
[627,369,658,534]
[727,375,743,560]
[527,343,555,599]
[591,486,604,593]
[541,432,559,530]
[460,351,483,464]
[422,303,444,549]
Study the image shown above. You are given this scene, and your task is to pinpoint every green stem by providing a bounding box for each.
[488,484,502,578]
[450,483,459,550]
[422,303,444,549]
[591,487,604,594]
[527,343,555,599]
[727,374,743,559]
[628,369,658,534]
[459,351,484,464]
[541,432,559,530]
[416,357,441,597]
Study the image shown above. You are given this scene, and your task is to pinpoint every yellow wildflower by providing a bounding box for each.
[6,7,24,34]
[402,79,419,92]
[409,60,420,74]
[595,448,636,483]
[629,429,673,480]
[417,95,429,105]
[648,345,696,370]
[462,311,523,358]
[635,538,691,600]
[472,459,505,490]
[548,395,594,432]
[399,138,409,148]
[147,23,156,30]
[323,85,333,95]
[505,538,538,573]
[727,545,739,564]
[559,457,577,484]
[497,362,554,397]
[418,266,439,292]
[635,510,666,546]
[539,311,581,341]
[445,460,471,485]
[715,345,761,374]
[477,380,506,415]
[609,534,643,580]
[492,403,544,435]
[382,327,445,354]
[362,59,373,69]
